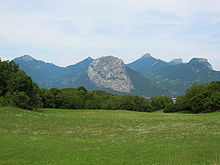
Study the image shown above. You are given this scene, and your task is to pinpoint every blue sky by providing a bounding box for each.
[0,0,220,70]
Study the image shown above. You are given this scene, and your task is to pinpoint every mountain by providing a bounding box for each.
[66,57,93,72]
[13,55,64,88]
[127,53,167,76]
[13,55,93,88]
[127,54,220,95]
[13,54,220,97]
[13,55,171,97]
[189,58,213,70]
[168,58,183,65]
[52,57,94,88]
[88,56,133,93]
[87,56,170,96]
[126,67,171,97]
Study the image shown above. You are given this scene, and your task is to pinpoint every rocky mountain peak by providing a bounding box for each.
[189,58,213,70]
[190,58,208,63]
[88,56,134,93]
[141,53,152,59]
[169,58,183,65]
[82,56,93,62]
[87,56,93,60]
[19,55,35,61]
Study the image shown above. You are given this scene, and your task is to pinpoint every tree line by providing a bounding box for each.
[164,81,220,113]
[1,60,219,113]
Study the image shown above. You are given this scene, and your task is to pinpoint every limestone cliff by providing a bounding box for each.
[88,56,134,93]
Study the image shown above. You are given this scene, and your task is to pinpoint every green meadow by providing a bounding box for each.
[0,107,220,165]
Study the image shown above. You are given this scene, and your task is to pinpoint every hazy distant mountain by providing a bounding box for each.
[13,55,63,88]
[52,57,94,88]
[13,55,171,97]
[127,53,167,76]
[126,67,171,97]
[13,55,93,88]
[189,58,213,70]
[87,56,170,96]
[127,53,220,95]
[13,54,220,97]
[168,58,183,65]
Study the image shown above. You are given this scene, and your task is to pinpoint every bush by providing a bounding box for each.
[0,96,6,106]
[40,89,55,108]
[150,96,173,111]
[164,102,179,113]
[0,60,42,110]
[191,91,220,113]
[113,95,152,112]
[50,88,64,108]
[5,91,30,109]
[175,81,220,113]
[116,95,137,111]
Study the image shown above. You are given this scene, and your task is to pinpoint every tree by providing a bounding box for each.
[174,81,220,113]
[0,61,19,96]
[50,88,64,108]
[83,93,101,109]
[5,91,30,109]
[164,102,179,113]
[191,90,220,113]
[61,89,80,109]
[0,60,42,110]
[133,96,152,112]
[150,96,173,111]
[175,95,191,112]
[6,70,34,94]
[0,96,6,106]
[40,89,55,108]
[115,95,137,111]
[77,86,88,96]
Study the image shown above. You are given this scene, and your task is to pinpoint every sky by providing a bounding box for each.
[0,0,220,70]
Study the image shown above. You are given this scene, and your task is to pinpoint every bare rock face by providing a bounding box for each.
[169,58,183,65]
[189,58,213,70]
[88,56,134,93]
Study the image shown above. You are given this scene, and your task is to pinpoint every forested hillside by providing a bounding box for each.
[127,54,220,95]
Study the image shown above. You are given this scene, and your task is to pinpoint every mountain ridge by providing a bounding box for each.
[12,54,220,97]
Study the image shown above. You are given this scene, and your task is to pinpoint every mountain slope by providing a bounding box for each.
[13,55,172,97]
[14,54,220,97]
[127,53,167,75]
[88,56,134,93]
[126,67,171,97]
[13,55,64,88]
[52,57,94,88]
[13,55,93,88]
[168,58,183,65]
[127,54,220,95]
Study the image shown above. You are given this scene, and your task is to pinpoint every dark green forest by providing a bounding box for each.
[1,60,220,113]
[164,82,220,113]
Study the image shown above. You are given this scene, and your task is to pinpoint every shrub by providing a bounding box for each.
[175,81,220,113]
[0,96,6,106]
[164,102,179,113]
[5,91,30,109]
[150,96,173,111]
[191,91,220,113]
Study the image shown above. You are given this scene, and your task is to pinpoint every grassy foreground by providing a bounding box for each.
[0,107,220,165]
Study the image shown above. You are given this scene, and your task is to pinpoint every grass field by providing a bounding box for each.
[0,107,220,165]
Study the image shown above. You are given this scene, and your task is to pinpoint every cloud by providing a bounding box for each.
[0,0,219,69]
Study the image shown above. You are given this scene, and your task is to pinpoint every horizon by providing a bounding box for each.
[1,53,217,70]
[0,0,220,69]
